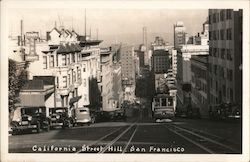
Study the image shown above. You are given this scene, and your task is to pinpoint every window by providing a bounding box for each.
[209,15,212,24]
[56,77,59,88]
[220,29,225,40]
[62,55,66,66]
[226,28,232,40]
[223,85,226,96]
[213,31,217,40]
[72,54,75,63]
[227,49,233,60]
[49,55,54,67]
[73,71,76,82]
[155,98,160,106]
[43,56,47,69]
[230,89,233,101]
[56,54,58,66]
[167,98,173,106]
[226,9,232,19]
[83,64,86,72]
[215,81,218,91]
[77,67,81,80]
[213,13,216,23]
[62,76,67,88]
[220,10,225,21]
[221,67,225,78]
[213,48,218,57]
[228,69,233,81]
[214,65,217,75]
[67,55,70,65]
[161,98,167,106]
[221,48,225,59]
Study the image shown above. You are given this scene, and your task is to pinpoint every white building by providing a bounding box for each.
[9,27,102,110]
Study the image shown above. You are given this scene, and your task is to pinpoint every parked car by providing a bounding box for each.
[112,109,127,122]
[12,107,51,135]
[75,107,91,126]
[209,103,242,120]
[49,107,75,129]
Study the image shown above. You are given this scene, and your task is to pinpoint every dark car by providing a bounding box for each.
[49,107,75,129]
[12,107,51,135]
[112,109,127,122]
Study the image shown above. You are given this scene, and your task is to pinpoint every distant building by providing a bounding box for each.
[120,45,136,102]
[135,44,145,67]
[176,20,209,116]
[174,21,186,49]
[100,49,113,111]
[111,63,123,109]
[208,9,242,106]
[120,45,136,85]
[191,55,209,118]
[169,49,177,77]
[152,49,170,74]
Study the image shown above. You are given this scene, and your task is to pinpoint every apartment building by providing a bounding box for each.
[208,9,242,106]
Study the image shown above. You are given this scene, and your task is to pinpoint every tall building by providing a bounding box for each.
[174,21,186,49]
[152,49,170,74]
[120,45,136,102]
[100,48,113,111]
[191,55,209,118]
[208,9,242,106]
[176,20,209,117]
[120,45,136,85]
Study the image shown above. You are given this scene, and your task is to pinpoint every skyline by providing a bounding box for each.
[8,9,208,46]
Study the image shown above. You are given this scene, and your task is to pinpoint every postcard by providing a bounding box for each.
[1,0,249,162]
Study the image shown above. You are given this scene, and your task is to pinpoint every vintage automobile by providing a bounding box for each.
[209,103,242,120]
[12,107,51,135]
[112,109,127,122]
[75,107,92,126]
[49,107,75,129]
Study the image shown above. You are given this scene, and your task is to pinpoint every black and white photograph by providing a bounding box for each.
[1,0,249,162]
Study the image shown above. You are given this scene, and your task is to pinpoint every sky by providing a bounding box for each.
[8,9,208,46]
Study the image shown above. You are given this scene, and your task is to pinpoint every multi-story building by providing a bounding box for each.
[10,26,102,111]
[174,21,186,49]
[120,45,136,102]
[208,9,242,107]
[111,63,123,110]
[191,55,209,118]
[151,49,170,74]
[135,44,145,68]
[120,45,136,85]
[176,20,209,117]
[169,49,177,76]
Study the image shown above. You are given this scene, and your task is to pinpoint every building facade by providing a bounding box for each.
[120,45,136,102]
[208,9,242,106]
[10,26,102,111]
[152,49,170,74]
[174,21,186,49]
[176,20,209,117]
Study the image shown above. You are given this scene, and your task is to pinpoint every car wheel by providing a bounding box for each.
[36,122,41,133]
[67,121,72,128]
[91,117,96,124]
[62,123,66,129]
[46,123,50,132]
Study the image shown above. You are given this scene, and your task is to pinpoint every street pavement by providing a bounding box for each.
[9,111,242,154]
